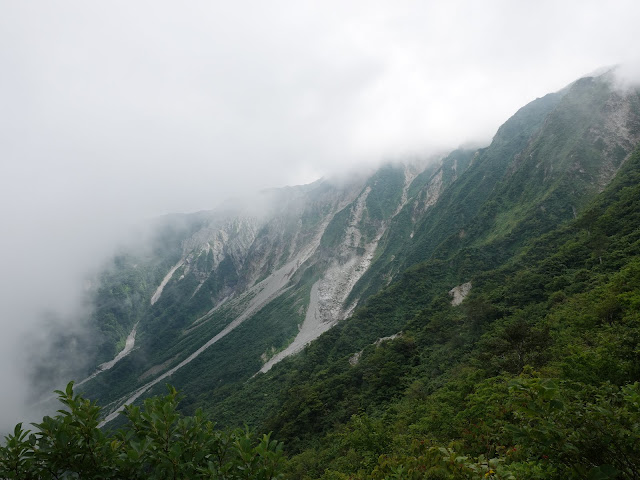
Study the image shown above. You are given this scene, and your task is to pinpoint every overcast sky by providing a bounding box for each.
[0,0,639,428]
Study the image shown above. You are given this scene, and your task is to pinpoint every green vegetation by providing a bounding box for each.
[364,164,405,222]
[258,148,640,478]
[320,206,351,251]
[173,281,314,419]
[0,383,284,479]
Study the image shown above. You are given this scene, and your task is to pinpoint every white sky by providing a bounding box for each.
[0,0,639,428]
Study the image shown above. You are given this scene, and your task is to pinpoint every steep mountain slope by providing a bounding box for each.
[181,71,640,433]
[348,72,640,306]
[273,146,640,479]
[69,69,640,457]
[76,159,474,421]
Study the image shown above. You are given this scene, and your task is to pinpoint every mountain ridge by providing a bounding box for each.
[31,72,640,464]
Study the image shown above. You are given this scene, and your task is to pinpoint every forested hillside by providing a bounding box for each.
[5,71,640,479]
[257,146,640,479]
[195,76,640,479]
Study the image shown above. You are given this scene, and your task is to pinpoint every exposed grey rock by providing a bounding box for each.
[449,282,472,306]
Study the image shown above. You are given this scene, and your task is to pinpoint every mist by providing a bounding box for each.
[1,0,639,430]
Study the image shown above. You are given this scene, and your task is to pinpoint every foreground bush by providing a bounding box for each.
[0,382,284,479]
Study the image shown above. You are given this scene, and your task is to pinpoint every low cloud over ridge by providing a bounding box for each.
[0,0,639,430]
